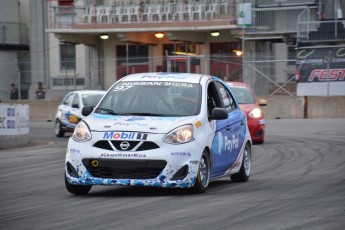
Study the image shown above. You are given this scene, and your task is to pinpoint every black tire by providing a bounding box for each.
[65,175,92,195]
[191,149,211,194]
[231,142,251,182]
[55,121,65,137]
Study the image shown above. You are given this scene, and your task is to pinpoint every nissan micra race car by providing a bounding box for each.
[65,73,252,195]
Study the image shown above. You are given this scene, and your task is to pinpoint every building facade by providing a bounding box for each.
[2,0,343,100]
[0,0,30,99]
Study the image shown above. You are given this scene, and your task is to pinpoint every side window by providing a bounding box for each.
[62,93,74,106]
[207,82,222,116]
[72,94,80,108]
[214,82,236,112]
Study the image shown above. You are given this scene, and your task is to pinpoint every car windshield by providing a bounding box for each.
[82,94,104,107]
[96,81,201,116]
[230,87,255,104]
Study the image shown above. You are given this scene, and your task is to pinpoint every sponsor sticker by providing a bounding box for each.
[171,152,191,157]
[70,149,80,154]
[100,152,147,158]
[103,131,148,140]
[194,120,202,128]
[216,132,239,154]
[114,121,147,127]
[69,115,79,124]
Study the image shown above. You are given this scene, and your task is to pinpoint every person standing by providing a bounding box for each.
[10,83,19,100]
[35,82,47,99]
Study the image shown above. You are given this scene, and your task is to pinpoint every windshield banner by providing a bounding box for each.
[295,47,345,83]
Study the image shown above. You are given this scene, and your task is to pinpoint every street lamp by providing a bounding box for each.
[100,34,109,40]
[211,31,220,37]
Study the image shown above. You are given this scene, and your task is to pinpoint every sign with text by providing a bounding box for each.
[0,104,29,135]
[296,47,345,83]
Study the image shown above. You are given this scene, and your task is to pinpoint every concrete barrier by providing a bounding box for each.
[260,96,345,119]
[0,103,30,149]
[1,96,345,122]
[1,99,60,122]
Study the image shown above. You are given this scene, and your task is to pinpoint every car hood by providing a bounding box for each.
[239,104,258,116]
[83,113,196,134]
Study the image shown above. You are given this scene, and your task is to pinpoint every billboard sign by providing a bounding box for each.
[296,47,345,83]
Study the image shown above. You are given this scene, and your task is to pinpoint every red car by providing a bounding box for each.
[226,82,267,144]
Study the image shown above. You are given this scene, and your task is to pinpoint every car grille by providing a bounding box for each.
[82,159,167,179]
[93,140,159,151]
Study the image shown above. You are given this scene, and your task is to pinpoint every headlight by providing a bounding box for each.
[248,108,262,118]
[163,124,194,144]
[72,121,91,142]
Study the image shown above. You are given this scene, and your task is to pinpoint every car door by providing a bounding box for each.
[57,92,74,122]
[209,80,246,177]
[69,93,82,124]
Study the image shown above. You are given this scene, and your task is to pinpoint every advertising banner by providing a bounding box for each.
[296,47,345,83]
[0,104,29,135]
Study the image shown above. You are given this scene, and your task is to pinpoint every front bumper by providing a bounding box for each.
[248,118,265,142]
[65,134,202,189]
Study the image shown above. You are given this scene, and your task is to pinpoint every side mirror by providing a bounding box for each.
[71,103,79,109]
[82,106,94,116]
[258,99,268,106]
[210,108,228,120]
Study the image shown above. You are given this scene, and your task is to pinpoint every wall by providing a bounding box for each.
[1,100,60,122]
[1,96,345,122]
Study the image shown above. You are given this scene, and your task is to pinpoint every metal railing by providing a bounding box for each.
[298,19,345,42]
[246,6,317,34]
[48,0,237,29]
[297,4,345,43]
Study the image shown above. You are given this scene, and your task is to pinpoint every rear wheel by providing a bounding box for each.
[65,175,92,195]
[191,149,210,194]
[55,121,65,137]
[231,142,251,182]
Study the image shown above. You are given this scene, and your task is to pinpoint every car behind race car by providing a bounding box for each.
[65,73,252,195]
[55,90,106,137]
[226,82,267,144]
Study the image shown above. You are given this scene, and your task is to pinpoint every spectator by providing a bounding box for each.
[35,82,47,99]
[10,83,19,100]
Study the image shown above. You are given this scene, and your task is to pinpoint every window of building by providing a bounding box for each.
[117,45,149,65]
[58,0,73,6]
[60,43,76,70]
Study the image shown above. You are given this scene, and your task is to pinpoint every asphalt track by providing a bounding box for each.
[0,119,344,230]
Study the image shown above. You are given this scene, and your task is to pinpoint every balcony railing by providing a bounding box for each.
[297,7,345,43]
[245,6,318,35]
[0,22,29,45]
[48,0,237,29]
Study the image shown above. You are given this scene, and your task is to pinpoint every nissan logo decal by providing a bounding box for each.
[120,141,130,150]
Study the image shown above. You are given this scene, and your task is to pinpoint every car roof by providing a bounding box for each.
[120,72,208,84]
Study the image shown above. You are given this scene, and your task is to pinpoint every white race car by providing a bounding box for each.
[65,73,252,195]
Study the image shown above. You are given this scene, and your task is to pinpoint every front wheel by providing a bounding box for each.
[231,142,251,182]
[55,121,65,137]
[65,175,92,195]
[191,149,210,194]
